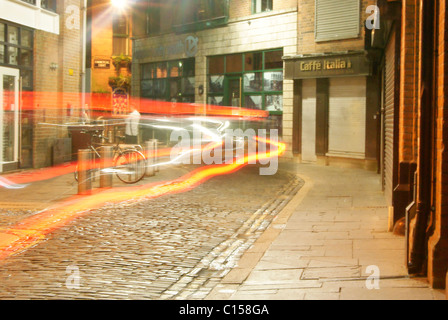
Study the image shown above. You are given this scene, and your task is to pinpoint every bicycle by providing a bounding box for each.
[74,130,147,184]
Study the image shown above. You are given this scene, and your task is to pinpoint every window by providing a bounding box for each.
[253,0,272,14]
[0,22,33,90]
[41,0,57,12]
[113,13,129,55]
[207,49,283,114]
[146,0,161,35]
[315,0,361,42]
[141,58,195,103]
[173,0,229,32]
[20,0,36,5]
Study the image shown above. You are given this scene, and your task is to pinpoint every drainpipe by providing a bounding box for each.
[81,0,87,114]
[407,0,434,275]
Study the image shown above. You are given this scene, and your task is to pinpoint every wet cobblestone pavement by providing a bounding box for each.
[0,165,303,299]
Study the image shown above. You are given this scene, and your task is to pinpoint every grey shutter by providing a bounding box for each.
[328,76,366,158]
[384,31,396,206]
[315,0,361,42]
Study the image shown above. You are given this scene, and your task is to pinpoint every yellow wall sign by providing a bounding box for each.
[300,59,353,72]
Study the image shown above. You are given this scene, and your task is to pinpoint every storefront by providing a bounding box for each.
[284,51,379,169]
[132,8,298,146]
[0,20,34,172]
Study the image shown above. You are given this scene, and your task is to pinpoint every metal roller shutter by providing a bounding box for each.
[384,31,396,206]
[328,76,366,159]
[315,0,361,42]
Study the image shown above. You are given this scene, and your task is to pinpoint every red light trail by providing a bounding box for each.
[0,137,285,261]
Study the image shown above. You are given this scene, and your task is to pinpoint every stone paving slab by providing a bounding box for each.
[206,162,446,300]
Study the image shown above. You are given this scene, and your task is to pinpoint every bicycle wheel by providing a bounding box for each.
[114,149,146,184]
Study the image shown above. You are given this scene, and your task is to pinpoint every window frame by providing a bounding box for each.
[0,20,34,91]
[252,0,273,14]
[112,13,130,55]
[141,58,196,103]
[207,48,283,115]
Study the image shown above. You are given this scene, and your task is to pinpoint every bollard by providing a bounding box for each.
[100,146,114,188]
[78,149,92,195]
[150,139,159,172]
[145,140,155,177]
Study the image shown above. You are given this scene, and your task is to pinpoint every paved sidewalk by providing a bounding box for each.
[206,161,446,300]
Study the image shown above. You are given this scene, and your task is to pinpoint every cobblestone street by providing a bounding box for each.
[0,165,302,299]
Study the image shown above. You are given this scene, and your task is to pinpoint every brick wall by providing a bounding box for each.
[398,0,419,164]
[428,0,448,289]
[32,0,83,168]
[297,0,376,54]
[91,0,114,93]
[229,0,251,18]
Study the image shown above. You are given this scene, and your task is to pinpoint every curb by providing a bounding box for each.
[205,172,313,299]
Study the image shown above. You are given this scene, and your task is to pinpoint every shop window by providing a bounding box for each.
[253,0,272,14]
[141,58,195,102]
[244,73,263,92]
[208,56,224,74]
[245,52,263,71]
[264,50,283,69]
[315,0,361,42]
[225,54,242,73]
[207,49,283,114]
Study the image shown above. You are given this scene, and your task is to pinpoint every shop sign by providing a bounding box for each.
[284,53,371,79]
[299,59,352,72]
[94,59,111,69]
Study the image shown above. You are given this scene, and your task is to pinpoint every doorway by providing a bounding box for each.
[0,67,20,172]
[225,76,242,107]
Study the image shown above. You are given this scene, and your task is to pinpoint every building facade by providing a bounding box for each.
[284,0,379,168]
[371,0,448,290]
[131,0,298,147]
[87,0,133,115]
[0,0,84,172]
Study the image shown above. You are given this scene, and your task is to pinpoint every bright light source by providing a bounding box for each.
[111,0,127,10]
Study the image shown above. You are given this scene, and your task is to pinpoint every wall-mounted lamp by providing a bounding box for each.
[50,62,58,70]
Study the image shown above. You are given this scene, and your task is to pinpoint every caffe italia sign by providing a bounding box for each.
[300,59,352,71]
[284,53,371,79]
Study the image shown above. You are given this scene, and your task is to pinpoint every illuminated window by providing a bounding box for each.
[141,58,195,102]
